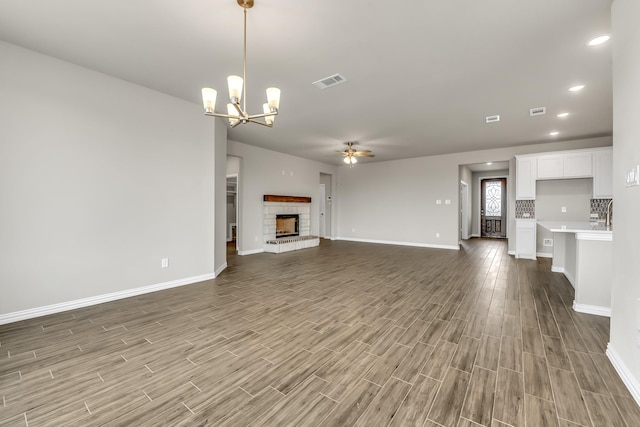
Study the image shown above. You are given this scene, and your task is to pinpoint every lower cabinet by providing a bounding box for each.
[515,220,537,260]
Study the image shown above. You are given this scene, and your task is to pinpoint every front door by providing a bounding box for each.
[481,178,507,238]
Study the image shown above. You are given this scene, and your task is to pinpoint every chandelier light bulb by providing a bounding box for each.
[227,103,240,126]
[263,103,275,125]
[266,87,281,110]
[201,88,217,112]
[227,76,244,102]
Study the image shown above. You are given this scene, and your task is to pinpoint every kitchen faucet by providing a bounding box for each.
[606,199,613,227]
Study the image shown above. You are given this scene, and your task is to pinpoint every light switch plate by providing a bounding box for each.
[436,200,442,205]
[626,165,640,187]
[445,199,451,205]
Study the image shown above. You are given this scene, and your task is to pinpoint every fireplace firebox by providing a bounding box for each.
[276,214,299,238]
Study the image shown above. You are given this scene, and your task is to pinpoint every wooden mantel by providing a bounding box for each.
[264,195,312,203]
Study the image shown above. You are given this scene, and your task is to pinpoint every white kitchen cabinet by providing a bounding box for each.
[563,152,592,178]
[593,148,613,198]
[515,220,537,260]
[516,156,537,200]
[537,152,592,179]
[537,155,564,179]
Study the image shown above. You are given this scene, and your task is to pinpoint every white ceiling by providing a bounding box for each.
[0,0,613,166]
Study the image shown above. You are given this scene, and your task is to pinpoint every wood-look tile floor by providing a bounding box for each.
[2,238,639,426]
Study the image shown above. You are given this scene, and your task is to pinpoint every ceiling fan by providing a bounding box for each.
[337,141,374,167]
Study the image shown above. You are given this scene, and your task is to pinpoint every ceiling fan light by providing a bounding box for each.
[227,75,243,102]
[266,87,281,110]
[202,88,217,113]
[350,156,357,164]
[343,156,351,164]
[263,103,275,125]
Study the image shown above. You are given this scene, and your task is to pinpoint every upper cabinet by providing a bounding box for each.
[515,147,611,200]
[537,152,592,180]
[593,148,613,198]
[537,155,564,179]
[516,156,537,199]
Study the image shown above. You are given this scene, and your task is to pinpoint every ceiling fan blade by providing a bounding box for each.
[354,152,374,157]
[356,149,372,153]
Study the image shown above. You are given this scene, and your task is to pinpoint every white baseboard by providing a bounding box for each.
[564,271,576,288]
[0,273,216,325]
[215,262,227,276]
[551,266,564,273]
[238,248,264,256]
[471,234,481,238]
[572,301,611,317]
[336,237,460,251]
[536,252,553,258]
[508,250,515,256]
[606,343,640,406]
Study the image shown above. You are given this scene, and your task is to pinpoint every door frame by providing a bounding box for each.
[319,183,326,238]
[480,176,508,238]
[477,174,508,238]
[226,173,239,251]
[460,180,470,241]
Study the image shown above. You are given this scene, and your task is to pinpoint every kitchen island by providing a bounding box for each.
[538,221,613,317]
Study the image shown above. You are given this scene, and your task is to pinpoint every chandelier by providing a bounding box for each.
[201,0,281,128]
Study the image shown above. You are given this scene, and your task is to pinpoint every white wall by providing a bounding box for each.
[0,41,222,318]
[226,140,338,254]
[336,137,611,250]
[214,119,228,273]
[535,179,592,256]
[610,0,640,403]
[459,166,473,240]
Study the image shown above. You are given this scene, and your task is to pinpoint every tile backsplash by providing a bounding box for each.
[591,198,613,221]
[515,200,535,219]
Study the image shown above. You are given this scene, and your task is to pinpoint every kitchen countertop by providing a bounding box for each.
[538,221,613,234]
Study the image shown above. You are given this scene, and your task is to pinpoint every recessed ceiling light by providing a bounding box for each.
[486,162,493,166]
[588,35,610,46]
[549,131,560,136]
[569,85,585,92]
[557,112,570,118]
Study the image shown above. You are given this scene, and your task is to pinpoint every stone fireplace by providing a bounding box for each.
[263,195,319,253]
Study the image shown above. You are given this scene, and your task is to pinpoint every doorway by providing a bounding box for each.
[319,173,332,239]
[226,174,238,250]
[460,181,470,240]
[481,178,507,238]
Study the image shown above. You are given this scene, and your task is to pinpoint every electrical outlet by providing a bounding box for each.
[161,258,169,268]
[590,213,599,219]
[523,212,531,218]
[436,233,440,238]
[561,207,567,213]
[543,238,553,247]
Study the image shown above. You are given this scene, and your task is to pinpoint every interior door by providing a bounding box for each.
[481,178,507,238]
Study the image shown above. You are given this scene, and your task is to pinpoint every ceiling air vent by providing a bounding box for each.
[312,73,347,89]
[486,115,500,123]
[530,107,546,116]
